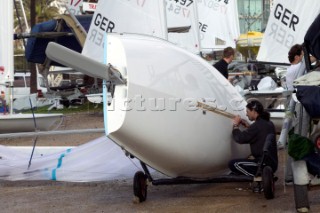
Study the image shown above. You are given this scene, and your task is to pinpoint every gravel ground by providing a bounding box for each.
[1,113,320,212]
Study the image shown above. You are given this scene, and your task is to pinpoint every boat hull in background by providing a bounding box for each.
[0,113,64,133]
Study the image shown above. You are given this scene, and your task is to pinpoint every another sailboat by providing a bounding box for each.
[81,0,168,103]
[236,31,263,60]
[197,0,240,52]
[257,0,320,64]
[0,1,63,134]
[254,0,320,135]
[166,0,200,54]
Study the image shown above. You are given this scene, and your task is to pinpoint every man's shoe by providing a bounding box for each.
[251,182,262,193]
[277,141,285,150]
[309,175,320,186]
[253,186,262,193]
[296,207,309,213]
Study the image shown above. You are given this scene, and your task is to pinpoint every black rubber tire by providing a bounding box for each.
[262,166,275,199]
[133,171,147,202]
[293,184,310,211]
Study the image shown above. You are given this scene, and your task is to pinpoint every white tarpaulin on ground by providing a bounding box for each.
[257,0,320,63]
[166,0,200,54]
[197,0,240,51]
[0,136,152,182]
[82,0,167,62]
[0,0,14,91]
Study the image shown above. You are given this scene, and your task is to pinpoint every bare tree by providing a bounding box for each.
[29,0,37,94]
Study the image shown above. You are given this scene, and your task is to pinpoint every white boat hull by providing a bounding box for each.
[245,89,286,109]
[245,89,286,134]
[13,93,54,111]
[86,93,103,104]
[270,111,285,134]
[104,34,250,178]
[0,113,63,133]
[86,93,111,104]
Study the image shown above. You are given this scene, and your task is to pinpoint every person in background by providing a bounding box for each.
[284,44,317,185]
[213,47,235,79]
[285,44,316,91]
[228,100,278,177]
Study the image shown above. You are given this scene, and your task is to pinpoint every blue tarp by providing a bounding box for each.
[25,15,92,66]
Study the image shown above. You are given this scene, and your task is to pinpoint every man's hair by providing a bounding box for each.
[288,44,303,63]
[223,47,235,58]
[246,100,270,121]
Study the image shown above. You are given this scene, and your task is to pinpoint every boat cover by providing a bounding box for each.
[296,85,320,118]
[25,15,92,66]
[305,13,320,60]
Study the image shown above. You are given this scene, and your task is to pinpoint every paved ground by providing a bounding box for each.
[1,169,319,213]
[1,113,320,212]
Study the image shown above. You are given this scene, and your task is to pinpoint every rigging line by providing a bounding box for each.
[103,32,108,135]
[127,156,142,171]
[27,97,38,169]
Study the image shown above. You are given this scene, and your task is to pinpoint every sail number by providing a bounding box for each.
[198,0,229,6]
[274,3,299,31]
[267,3,299,48]
[167,0,194,7]
[167,3,191,17]
[127,0,146,7]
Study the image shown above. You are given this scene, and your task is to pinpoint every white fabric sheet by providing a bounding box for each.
[0,136,151,182]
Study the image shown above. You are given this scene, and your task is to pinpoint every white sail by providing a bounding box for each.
[0,0,14,103]
[82,0,167,62]
[65,0,83,15]
[166,0,200,54]
[64,0,97,15]
[197,0,240,51]
[257,0,320,63]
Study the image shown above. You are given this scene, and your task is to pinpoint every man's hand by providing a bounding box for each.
[240,119,250,128]
[233,115,250,128]
[232,115,242,127]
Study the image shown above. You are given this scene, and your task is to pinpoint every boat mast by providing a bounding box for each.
[0,1,14,114]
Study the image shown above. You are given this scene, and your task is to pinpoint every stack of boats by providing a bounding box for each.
[236,31,263,61]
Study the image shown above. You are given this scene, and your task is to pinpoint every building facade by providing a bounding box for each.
[238,0,273,34]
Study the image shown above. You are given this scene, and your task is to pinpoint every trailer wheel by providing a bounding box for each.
[262,166,275,199]
[133,171,147,203]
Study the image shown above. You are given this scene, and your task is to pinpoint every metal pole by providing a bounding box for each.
[0,128,105,139]
[28,97,38,168]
